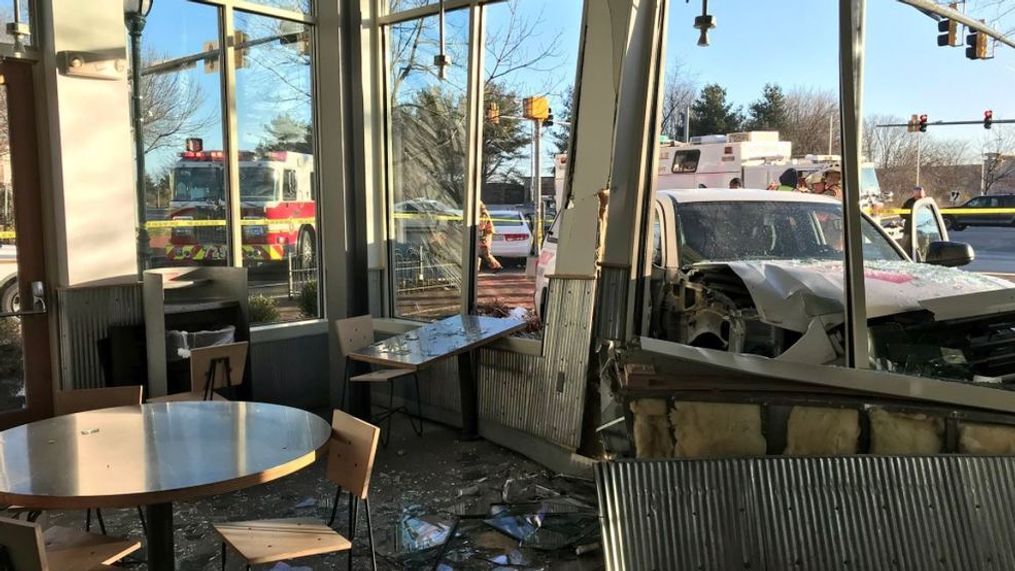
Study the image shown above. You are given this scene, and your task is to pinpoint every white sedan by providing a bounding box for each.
[488,210,533,259]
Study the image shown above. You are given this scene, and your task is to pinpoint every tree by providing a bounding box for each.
[689,84,742,137]
[746,83,788,132]
[982,126,1015,195]
[550,84,573,156]
[782,87,839,156]
[256,113,312,154]
[139,50,215,156]
[483,83,531,183]
[659,61,698,140]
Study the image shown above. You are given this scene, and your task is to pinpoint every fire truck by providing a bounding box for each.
[164,149,317,267]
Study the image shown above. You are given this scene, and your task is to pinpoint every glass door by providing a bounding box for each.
[0,59,54,429]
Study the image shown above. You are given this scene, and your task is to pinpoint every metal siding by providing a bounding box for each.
[57,284,144,390]
[596,457,1015,571]
[250,333,330,409]
[596,266,628,341]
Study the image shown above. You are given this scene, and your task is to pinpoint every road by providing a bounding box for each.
[951,226,1015,276]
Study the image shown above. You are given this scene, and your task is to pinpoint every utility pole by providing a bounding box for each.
[915,132,922,186]
[684,105,691,142]
[531,119,542,254]
[828,114,835,155]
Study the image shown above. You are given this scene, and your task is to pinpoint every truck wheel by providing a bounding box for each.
[297,227,316,269]
[944,216,965,231]
[1,279,19,314]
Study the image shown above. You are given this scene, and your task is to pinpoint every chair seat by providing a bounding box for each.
[214,518,352,565]
[43,525,141,571]
[351,369,412,382]
[147,390,230,403]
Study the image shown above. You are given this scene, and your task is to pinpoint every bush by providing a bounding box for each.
[249,295,280,324]
[298,281,318,318]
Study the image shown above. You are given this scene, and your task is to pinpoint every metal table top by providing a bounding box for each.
[346,315,526,371]
[0,401,331,509]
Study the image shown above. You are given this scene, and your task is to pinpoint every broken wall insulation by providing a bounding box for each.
[671,402,766,458]
[959,422,1015,454]
[629,399,672,459]
[869,408,944,454]
[783,406,859,456]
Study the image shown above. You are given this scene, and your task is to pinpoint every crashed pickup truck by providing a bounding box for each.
[646,188,1015,383]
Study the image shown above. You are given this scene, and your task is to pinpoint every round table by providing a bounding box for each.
[0,401,331,570]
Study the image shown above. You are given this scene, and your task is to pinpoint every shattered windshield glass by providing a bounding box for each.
[676,201,901,265]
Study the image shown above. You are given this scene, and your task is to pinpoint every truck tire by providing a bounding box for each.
[297,227,316,269]
[1,279,19,314]
[944,216,965,231]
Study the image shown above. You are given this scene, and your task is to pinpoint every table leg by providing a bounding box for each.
[457,350,479,440]
[146,502,175,571]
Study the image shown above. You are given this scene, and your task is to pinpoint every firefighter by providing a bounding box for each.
[824,166,842,198]
[729,177,742,189]
[806,171,827,195]
[478,202,502,272]
[777,168,799,192]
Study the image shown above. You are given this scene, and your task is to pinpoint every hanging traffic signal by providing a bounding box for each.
[918,114,928,133]
[937,18,958,47]
[907,114,919,133]
[965,25,990,60]
[544,108,554,127]
[233,31,249,69]
[984,110,993,130]
[486,102,500,125]
[522,96,549,121]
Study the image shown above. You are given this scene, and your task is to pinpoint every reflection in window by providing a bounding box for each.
[388,11,470,321]
[671,149,700,174]
[141,0,227,270]
[235,12,319,324]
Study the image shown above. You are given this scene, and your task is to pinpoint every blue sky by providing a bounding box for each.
[140,0,1013,174]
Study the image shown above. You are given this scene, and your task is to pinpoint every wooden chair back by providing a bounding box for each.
[325,410,380,499]
[335,315,374,355]
[0,517,46,571]
[53,386,143,417]
[189,341,248,391]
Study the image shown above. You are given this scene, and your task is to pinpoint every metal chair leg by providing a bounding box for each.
[328,486,342,527]
[96,508,107,535]
[220,541,226,571]
[365,498,377,571]
[348,495,359,571]
[137,506,148,536]
[381,380,394,448]
[410,373,424,437]
[340,359,350,412]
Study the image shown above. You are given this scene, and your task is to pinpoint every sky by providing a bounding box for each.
[133,0,1013,176]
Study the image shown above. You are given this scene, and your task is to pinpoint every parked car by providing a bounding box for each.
[487,209,533,260]
[942,194,1015,231]
[0,246,19,314]
[536,188,1015,384]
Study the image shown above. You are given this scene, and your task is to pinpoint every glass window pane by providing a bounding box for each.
[234,11,319,325]
[388,10,469,320]
[389,0,436,15]
[140,0,227,271]
[476,0,583,334]
[0,78,23,413]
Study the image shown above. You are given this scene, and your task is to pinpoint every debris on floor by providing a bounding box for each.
[38,417,604,570]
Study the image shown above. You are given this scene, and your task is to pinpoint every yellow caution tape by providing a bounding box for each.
[0,231,15,239]
[144,217,315,230]
[877,208,1015,216]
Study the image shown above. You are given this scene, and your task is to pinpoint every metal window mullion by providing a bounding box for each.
[221,6,243,267]
[379,19,399,317]
[378,0,506,26]
[460,3,485,314]
[838,0,870,369]
[192,0,316,25]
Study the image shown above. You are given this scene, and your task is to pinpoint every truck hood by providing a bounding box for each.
[702,259,1015,332]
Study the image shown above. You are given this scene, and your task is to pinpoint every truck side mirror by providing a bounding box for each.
[925,241,974,267]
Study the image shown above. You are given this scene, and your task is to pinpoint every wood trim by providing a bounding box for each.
[0,60,54,430]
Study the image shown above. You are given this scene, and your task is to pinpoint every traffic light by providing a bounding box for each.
[907,114,919,133]
[984,109,993,130]
[203,40,219,73]
[234,31,249,69]
[522,96,550,121]
[965,25,990,60]
[280,29,311,56]
[937,18,958,47]
[918,114,928,133]
[486,102,500,125]
[544,108,554,128]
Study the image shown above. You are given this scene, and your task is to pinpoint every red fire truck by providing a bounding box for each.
[164,149,317,267]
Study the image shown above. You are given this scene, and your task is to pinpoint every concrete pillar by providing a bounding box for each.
[37,0,138,286]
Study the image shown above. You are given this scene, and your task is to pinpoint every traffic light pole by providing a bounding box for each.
[916,132,921,186]
[531,118,543,255]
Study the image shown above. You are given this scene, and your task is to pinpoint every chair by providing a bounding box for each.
[51,387,147,538]
[147,342,248,403]
[214,410,380,570]
[336,316,423,447]
[0,516,140,570]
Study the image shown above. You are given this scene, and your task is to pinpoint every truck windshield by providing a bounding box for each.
[239,167,277,201]
[676,200,901,265]
[172,166,224,202]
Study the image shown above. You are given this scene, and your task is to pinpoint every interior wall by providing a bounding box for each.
[37,0,138,287]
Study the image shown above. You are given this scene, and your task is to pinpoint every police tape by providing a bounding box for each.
[872,208,1015,216]
[144,217,315,230]
[0,231,14,239]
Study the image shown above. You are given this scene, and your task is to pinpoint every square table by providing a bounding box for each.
[346,315,525,439]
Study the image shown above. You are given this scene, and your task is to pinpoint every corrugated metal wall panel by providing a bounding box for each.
[596,266,628,341]
[250,333,330,410]
[57,284,144,390]
[596,457,1015,571]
